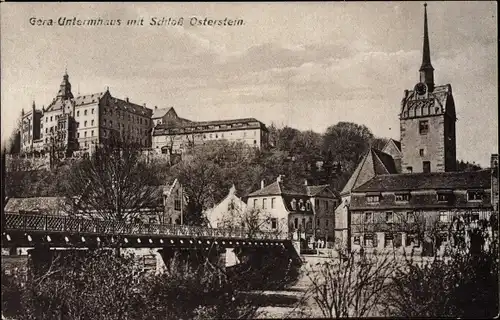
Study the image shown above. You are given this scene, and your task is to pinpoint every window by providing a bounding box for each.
[439,211,449,223]
[291,199,297,210]
[325,200,329,210]
[91,120,94,126]
[315,199,319,208]
[467,191,483,201]
[384,233,394,247]
[263,198,267,209]
[419,148,425,156]
[253,199,258,208]
[302,218,306,229]
[366,195,380,203]
[271,197,275,209]
[271,218,277,229]
[91,108,94,114]
[437,193,452,202]
[407,211,415,223]
[77,111,80,117]
[364,212,373,224]
[148,217,156,225]
[84,121,87,127]
[84,131,87,137]
[77,132,80,138]
[326,219,329,227]
[306,201,311,211]
[407,234,420,247]
[294,218,298,229]
[104,119,107,126]
[50,116,53,121]
[423,161,431,173]
[316,218,320,227]
[364,233,374,247]
[46,117,48,122]
[84,110,87,116]
[419,120,429,135]
[174,199,181,211]
[407,166,413,173]
[386,212,394,223]
[395,193,410,202]
[91,130,94,137]
[45,128,48,133]
[353,235,361,245]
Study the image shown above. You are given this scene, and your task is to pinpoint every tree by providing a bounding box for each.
[64,137,162,222]
[456,159,482,172]
[382,217,498,318]
[304,248,397,318]
[322,122,375,189]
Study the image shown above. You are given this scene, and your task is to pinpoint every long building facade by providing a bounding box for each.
[20,72,154,157]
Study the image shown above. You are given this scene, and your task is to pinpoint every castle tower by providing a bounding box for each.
[56,69,74,100]
[399,3,457,173]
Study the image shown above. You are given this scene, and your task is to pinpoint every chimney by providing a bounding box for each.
[304,179,308,186]
[261,180,265,189]
[126,97,129,103]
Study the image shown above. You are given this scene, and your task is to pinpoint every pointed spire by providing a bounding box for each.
[419,3,434,90]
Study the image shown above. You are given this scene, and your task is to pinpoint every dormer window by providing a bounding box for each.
[291,199,297,211]
[395,193,410,202]
[299,199,305,211]
[437,191,453,202]
[366,195,380,203]
[467,191,483,202]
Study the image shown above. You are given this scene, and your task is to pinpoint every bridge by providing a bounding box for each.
[1,213,292,250]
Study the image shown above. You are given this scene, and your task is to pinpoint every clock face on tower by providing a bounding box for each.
[415,82,427,96]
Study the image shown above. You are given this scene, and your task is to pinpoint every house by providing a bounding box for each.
[158,178,187,225]
[246,175,340,247]
[335,148,398,249]
[205,185,247,228]
[5,197,71,216]
[349,169,496,255]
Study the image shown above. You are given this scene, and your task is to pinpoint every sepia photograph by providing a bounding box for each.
[1,1,498,319]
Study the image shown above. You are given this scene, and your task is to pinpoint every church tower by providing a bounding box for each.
[399,3,457,173]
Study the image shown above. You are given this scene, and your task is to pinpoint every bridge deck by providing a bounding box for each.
[2,213,291,249]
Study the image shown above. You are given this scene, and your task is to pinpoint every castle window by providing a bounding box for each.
[84,110,87,116]
[271,197,275,209]
[353,235,361,245]
[263,198,267,209]
[84,121,87,127]
[306,201,311,211]
[46,117,48,122]
[384,233,394,247]
[407,166,413,173]
[77,132,80,138]
[50,116,53,121]
[77,111,80,117]
[174,199,181,211]
[419,120,429,135]
[366,195,380,203]
[91,130,94,137]
[91,120,94,126]
[467,191,483,202]
[437,193,452,202]
[291,199,297,210]
[419,149,425,157]
[91,108,94,114]
[294,218,298,229]
[253,199,258,208]
[423,161,431,173]
[84,131,87,137]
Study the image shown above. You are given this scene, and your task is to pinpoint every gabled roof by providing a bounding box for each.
[340,148,398,196]
[353,169,491,193]
[248,180,337,198]
[153,107,176,119]
[248,181,282,197]
[5,197,70,215]
[383,138,401,153]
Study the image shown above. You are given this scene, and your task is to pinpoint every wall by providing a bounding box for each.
[401,115,445,173]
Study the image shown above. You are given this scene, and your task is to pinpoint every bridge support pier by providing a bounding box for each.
[158,246,226,274]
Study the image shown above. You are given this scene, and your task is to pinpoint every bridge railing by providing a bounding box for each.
[3,213,287,240]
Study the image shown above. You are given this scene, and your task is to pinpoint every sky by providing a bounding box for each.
[1,2,497,167]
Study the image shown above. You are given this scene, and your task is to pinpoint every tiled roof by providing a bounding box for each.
[353,170,492,193]
[152,107,175,119]
[340,148,398,196]
[74,92,106,106]
[154,117,266,132]
[5,197,70,215]
[248,181,282,197]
